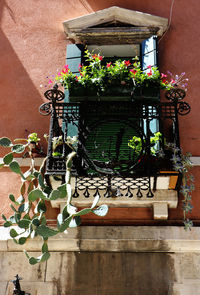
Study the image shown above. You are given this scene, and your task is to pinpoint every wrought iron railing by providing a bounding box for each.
[40,85,190,198]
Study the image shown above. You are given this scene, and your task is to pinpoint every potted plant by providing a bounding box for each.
[51,50,174,102]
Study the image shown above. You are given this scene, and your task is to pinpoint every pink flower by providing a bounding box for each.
[147,65,152,69]
[98,56,103,61]
[107,62,112,68]
[48,79,53,84]
[124,60,131,66]
[161,73,167,78]
[78,64,82,69]
[130,69,137,75]
[57,72,61,76]
[147,71,152,77]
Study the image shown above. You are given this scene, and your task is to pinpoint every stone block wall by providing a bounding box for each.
[1,226,200,295]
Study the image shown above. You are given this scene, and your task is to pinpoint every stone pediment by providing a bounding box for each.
[63,6,168,44]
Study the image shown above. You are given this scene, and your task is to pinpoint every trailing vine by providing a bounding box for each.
[0,134,108,264]
[165,143,194,229]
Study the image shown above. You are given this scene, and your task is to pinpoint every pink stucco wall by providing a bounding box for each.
[0,0,199,224]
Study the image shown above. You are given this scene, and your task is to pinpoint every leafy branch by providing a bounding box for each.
[0,134,108,264]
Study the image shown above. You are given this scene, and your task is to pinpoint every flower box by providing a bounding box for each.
[69,84,160,102]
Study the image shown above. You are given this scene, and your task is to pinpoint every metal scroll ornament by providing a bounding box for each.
[39,84,65,116]
[165,88,191,115]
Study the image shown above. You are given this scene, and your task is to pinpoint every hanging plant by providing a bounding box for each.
[0,134,108,264]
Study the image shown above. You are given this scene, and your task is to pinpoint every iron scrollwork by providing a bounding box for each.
[39,84,65,116]
[165,88,191,115]
[40,86,191,199]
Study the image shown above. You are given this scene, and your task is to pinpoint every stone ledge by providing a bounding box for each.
[1,226,200,253]
[51,189,178,220]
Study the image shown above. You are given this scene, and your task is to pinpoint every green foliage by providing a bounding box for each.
[3,153,13,165]
[0,137,12,147]
[128,132,162,156]
[166,143,195,230]
[9,161,21,174]
[27,133,40,143]
[53,50,174,96]
[11,144,25,154]
[0,134,108,264]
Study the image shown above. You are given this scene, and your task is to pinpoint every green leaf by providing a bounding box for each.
[35,201,46,213]
[2,214,7,221]
[14,212,21,223]
[62,206,70,220]
[10,228,19,238]
[57,184,67,198]
[3,221,12,227]
[10,204,17,213]
[29,257,39,265]
[0,163,4,169]
[18,202,29,213]
[28,251,51,264]
[9,194,15,202]
[3,153,13,165]
[92,204,108,216]
[11,144,25,154]
[69,216,81,228]
[28,189,46,202]
[0,137,12,147]
[49,189,62,200]
[40,252,50,262]
[36,225,58,239]
[32,218,40,227]
[20,183,26,196]
[16,195,25,204]
[42,242,48,253]
[41,216,47,226]
[74,208,91,216]
[27,181,34,194]
[49,184,67,200]
[38,174,45,188]
[33,171,40,178]
[9,161,21,174]
[18,219,30,229]
[58,216,72,232]
[18,237,27,245]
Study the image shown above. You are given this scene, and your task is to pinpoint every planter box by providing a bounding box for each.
[69,85,160,102]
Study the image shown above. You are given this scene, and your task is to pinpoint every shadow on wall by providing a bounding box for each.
[0,0,48,146]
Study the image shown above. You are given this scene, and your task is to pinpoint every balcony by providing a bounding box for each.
[40,85,190,219]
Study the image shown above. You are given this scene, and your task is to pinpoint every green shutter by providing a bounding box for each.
[64,44,85,137]
[81,103,141,174]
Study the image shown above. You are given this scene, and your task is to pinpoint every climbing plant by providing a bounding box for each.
[0,134,108,264]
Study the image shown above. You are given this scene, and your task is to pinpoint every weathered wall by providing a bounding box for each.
[1,226,200,295]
